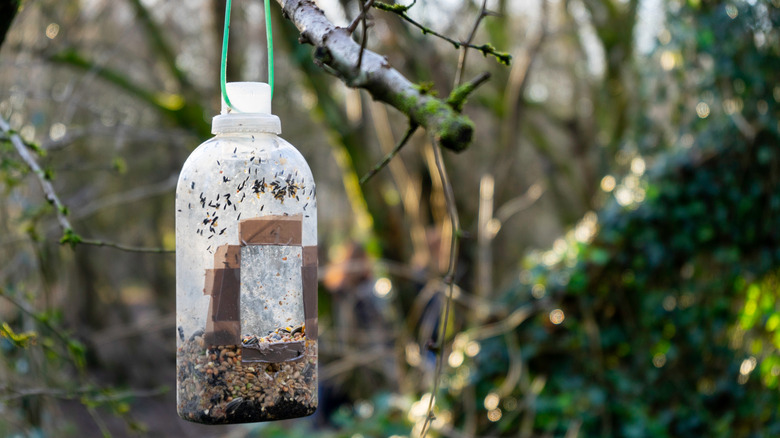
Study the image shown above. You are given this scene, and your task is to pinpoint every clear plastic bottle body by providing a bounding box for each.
[176,130,317,424]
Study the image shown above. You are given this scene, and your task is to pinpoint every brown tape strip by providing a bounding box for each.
[242,340,305,363]
[239,215,302,246]
[203,269,216,296]
[204,321,240,346]
[212,268,240,321]
[302,245,317,267]
[203,267,241,346]
[302,263,318,341]
[215,244,241,268]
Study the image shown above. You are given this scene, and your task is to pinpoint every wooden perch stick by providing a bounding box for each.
[276,0,474,152]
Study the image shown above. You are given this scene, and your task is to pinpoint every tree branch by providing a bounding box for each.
[1,115,174,254]
[0,117,72,233]
[275,0,474,152]
[360,123,418,185]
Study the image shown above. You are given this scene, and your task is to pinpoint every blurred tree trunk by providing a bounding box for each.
[0,0,20,47]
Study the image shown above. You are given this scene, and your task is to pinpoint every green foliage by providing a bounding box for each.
[0,322,37,348]
[0,139,28,187]
[445,1,780,436]
[59,228,81,248]
[111,156,127,174]
[373,1,416,14]
[475,43,511,66]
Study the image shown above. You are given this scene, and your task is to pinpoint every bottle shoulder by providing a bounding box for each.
[177,134,314,192]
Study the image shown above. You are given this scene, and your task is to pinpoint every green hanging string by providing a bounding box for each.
[220,0,275,112]
[265,0,274,98]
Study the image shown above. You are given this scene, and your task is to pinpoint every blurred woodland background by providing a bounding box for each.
[1,0,779,436]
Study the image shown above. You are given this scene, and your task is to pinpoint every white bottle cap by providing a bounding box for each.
[221,82,272,114]
[212,82,281,134]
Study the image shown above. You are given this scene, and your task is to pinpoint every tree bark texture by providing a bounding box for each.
[275,0,474,152]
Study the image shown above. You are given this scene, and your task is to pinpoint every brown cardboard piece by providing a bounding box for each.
[239,214,303,246]
[301,245,318,341]
[203,268,240,346]
[203,216,316,352]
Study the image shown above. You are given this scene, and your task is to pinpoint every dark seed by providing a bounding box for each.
[226,397,244,412]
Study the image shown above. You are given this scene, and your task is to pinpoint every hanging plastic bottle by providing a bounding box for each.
[175,81,318,424]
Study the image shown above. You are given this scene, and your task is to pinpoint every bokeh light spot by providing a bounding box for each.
[696,102,710,118]
[45,23,60,39]
[487,408,502,422]
[373,277,392,297]
[483,392,500,410]
[600,175,616,192]
[550,309,565,325]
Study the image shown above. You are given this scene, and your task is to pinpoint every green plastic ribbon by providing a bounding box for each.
[220,0,274,112]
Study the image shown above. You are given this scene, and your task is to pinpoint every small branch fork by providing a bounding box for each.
[373,1,510,66]
[350,0,377,70]
[454,0,491,86]
[0,116,173,254]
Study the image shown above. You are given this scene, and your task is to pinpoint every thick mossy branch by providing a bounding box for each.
[276,0,475,152]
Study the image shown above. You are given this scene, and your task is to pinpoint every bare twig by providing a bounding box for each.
[368,101,430,267]
[0,385,166,402]
[373,1,511,67]
[86,405,112,438]
[346,0,379,71]
[320,347,389,380]
[464,299,550,342]
[418,138,460,438]
[360,123,418,184]
[91,313,175,345]
[78,238,174,253]
[357,0,377,70]
[454,0,490,87]
[72,174,178,220]
[494,183,545,225]
[347,0,375,32]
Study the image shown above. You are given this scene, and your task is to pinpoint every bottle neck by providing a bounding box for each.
[211,113,281,135]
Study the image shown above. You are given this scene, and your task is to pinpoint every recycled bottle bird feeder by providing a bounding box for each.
[176,82,318,423]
